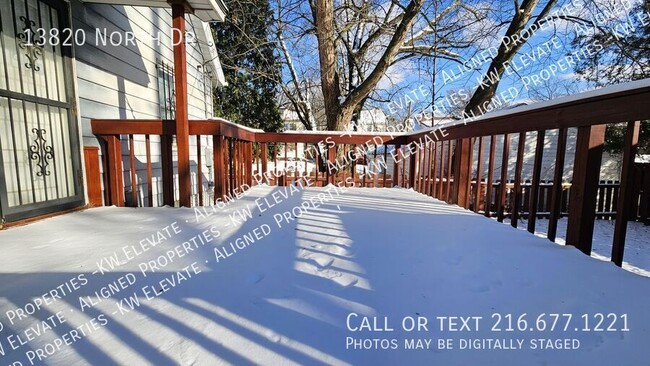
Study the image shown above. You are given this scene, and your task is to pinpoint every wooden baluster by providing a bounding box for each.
[401,147,407,188]
[145,135,153,207]
[247,142,253,187]
[641,166,650,224]
[393,144,401,188]
[369,144,376,187]
[261,142,268,184]
[383,144,388,188]
[342,144,347,183]
[464,138,474,208]
[485,135,496,217]
[611,121,640,266]
[352,144,357,187]
[445,140,454,203]
[213,135,224,203]
[409,146,417,189]
[314,145,322,187]
[429,141,438,197]
[282,142,289,186]
[229,139,235,195]
[328,144,336,185]
[597,182,605,219]
[240,141,245,187]
[161,134,174,206]
[474,137,484,213]
[527,130,545,233]
[422,143,428,192]
[497,134,510,222]
[426,142,433,196]
[197,136,203,206]
[566,125,606,254]
[439,141,446,199]
[273,142,280,186]
[303,143,308,179]
[417,146,424,192]
[257,143,261,176]
[128,134,138,207]
[511,132,526,227]
[438,142,445,199]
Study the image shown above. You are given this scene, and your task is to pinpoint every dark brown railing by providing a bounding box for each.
[92,81,650,267]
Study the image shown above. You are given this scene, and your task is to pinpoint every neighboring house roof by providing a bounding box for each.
[357,109,387,126]
[81,0,227,22]
[281,109,301,122]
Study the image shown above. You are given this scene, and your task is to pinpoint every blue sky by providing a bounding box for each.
[274,0,643,120]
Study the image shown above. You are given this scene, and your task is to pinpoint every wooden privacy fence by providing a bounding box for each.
[92,82,650,267]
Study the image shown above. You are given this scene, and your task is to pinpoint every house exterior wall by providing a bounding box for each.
[70,1,217,207]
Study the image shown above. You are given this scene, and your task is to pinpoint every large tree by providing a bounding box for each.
[213,0,283,132]
[573,0,650,154]
[267,0,488,131]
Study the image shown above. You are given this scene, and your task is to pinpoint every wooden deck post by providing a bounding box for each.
[566,125,606,255]
[171,2,191,207]
[611,121,640,266]
[101,135,125,207]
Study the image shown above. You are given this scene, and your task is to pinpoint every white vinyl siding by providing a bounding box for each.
[72,0,217,206]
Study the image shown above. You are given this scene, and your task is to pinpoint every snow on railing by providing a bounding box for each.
[91,81,650,267]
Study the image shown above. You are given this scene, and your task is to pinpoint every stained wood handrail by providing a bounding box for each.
[91,81,650,268]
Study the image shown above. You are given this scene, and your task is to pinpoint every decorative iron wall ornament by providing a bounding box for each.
[17,15,44,71]
[29,128,55,176]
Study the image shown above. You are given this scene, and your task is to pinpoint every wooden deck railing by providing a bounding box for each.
[92,81,650,267]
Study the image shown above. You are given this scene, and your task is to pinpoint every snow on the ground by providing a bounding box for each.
[0,186,649,366]
[503,217,650,278]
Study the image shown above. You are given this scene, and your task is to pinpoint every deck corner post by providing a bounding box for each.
[611,121,641,266]
[453,138,472,207]
[566,124,606,255]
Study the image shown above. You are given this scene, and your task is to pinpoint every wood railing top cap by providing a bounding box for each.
[209,117,264,133]
[403,78,650,136]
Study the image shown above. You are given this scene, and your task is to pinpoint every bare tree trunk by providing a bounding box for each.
[312,0,343,131]
[312,0,424,131]
[464,0,557,115]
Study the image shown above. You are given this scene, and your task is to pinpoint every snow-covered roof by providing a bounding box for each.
[82,0,227,22]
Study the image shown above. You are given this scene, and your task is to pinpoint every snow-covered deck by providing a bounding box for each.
[0,187,649,365]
